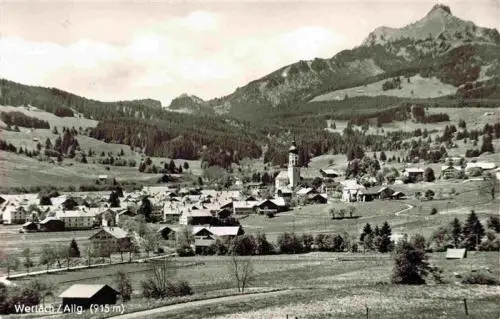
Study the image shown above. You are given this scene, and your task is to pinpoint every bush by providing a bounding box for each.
[176,245,195,257]
[461,270,499,285]
[166,280,193,297]
[430,207,438,215]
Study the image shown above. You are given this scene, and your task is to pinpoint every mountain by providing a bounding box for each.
[167,93,213,114]
[202,4,500,120]
[362,5,500,46]
[129,99,162,109]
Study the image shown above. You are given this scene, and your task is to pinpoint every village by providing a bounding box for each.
[1,139,498,256]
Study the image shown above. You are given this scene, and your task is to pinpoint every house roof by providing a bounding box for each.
[233,201,259,209]
[22,221,36,227]
[465,162,497,170]
[270,197,286,207]
[192,226,241,237]
[275,171,288,180]
[184,210,213,218]
[446,248,467,259]
[308,193,327,200]
[300,168,322,179]
[296,187,314,195]
[91,226,129,239]
[441,165,463,171]
[40,217,63,224]
[59,284,117,298]
[320,168,341,176]
[403,167,424,173]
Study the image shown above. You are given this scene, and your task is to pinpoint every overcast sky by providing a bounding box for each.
[1,0,498,105]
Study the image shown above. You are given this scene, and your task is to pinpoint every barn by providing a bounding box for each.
[59,284,119,310]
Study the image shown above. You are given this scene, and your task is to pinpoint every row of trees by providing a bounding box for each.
[430,212,499,251]
[0,111,50,129]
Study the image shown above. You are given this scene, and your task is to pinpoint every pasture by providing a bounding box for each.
[14,252,498,319]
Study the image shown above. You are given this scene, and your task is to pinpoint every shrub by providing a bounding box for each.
[430,207,438,215]
[166,280,193,297]
[461,270,499,285]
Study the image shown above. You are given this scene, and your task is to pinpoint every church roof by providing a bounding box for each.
[289,140,298,153]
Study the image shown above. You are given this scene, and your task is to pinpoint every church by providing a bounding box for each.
[275,140,301,190]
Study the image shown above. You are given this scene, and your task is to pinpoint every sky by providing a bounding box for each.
[0,0,498,105]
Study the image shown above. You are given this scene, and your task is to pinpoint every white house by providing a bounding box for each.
[2,205,28,224]
[340,180,366,202]
[55,209,96,230]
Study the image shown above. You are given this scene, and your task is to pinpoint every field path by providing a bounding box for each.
[112,289,304,319]
[394,203,414,217]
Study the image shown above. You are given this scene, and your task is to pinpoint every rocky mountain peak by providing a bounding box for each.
[426,4,452,17]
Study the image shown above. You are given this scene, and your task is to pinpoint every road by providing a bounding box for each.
[112,289,303,319]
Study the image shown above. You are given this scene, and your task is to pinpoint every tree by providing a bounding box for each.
[21,248,34,274]
[168,159,176,173]
[424,189,435,200]
[141,258,176,299]
[69,239,80,258]
[462,210,485,250]
[458,119,466,129]
[138,196,153,222]
[359,223,373,242]
[277,232,303,254]
[175,227,194,257]
[29,279,54,307]
[391,239,430,285]
[423,167,435,182]
[230,234,257,256]
[255,233,274,255]
[109,191,120,208]
[229,253,254,293]
[487,215,500,233]
[379,151,387,161]
[480,135,494,154]
[183,162,189,170]
[410,234,427,251]
[85,245,94,267]
[2,254,20,278]
[142,229,161,258]
[375,221,393,253]
[116,271,133,302]
[449,218,463,248]
[39,245,56,273]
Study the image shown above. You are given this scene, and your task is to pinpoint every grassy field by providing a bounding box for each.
[11,252,499,319]
[312,75,458,101]
[0,105,98,129]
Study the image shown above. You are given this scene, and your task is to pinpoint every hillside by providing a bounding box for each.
[167,93,213,115]
[199,5,500,120]
[311,75,457,101]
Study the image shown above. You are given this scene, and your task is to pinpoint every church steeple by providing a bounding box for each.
[288,139,300,187]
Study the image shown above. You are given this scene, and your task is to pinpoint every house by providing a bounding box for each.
[192,226,243,253]
[402,167,424,182]
[216,208,233,219]
[39,217,65,232]
[307,193,328,204]
[441,165,464,179]
[55,210,96,230]
[59,284,119,310]
[275,188,293,205]
[89,227,131,256]
[446,248,467,259]
[319,168,341,179]
[390,191,406,200]
[257,199,279,215]
[232,201,259,215]
[358,186,395,202]
[157,225,178,240]
[465,162,497,175]
[296,187,316,197]
[21,221,38,232]
[115,209,135,225]
[179,210,215,226]
[340,180,366,202]
[2,205,28,224]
